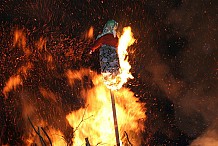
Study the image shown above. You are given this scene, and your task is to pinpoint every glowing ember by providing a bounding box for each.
[102,26,135,90]
[87,26,94,39]
[66,70,146,145]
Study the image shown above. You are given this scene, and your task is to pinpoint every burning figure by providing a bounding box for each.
[66,22,145,146]
[90,20,121,145]
[90,20,120,84]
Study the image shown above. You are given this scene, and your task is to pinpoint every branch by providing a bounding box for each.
[38,127,46,146]
[85,137,91,146]
[41,127,52,146]
[73,105,93,133]
[124,131,133,146]
[28,117,47,146]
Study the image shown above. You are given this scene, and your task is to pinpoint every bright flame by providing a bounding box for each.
[117,27,135,84]
[66,70,146,145]
[102,26,135,90]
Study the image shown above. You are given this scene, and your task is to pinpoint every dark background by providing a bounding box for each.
[0,0,217,145]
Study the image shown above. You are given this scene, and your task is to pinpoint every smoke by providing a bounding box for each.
[165,0,218,143]
[131,0,217,144]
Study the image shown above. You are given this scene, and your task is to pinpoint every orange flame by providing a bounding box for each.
[66,71,146,145]
[3,62,33,98]
[24,122,66,146]
[13,29,31,56]
[87,26,94,39]
[3,75,22,98]
[36,37,47,51]
[84,26,94,39]
[102,26,135,90]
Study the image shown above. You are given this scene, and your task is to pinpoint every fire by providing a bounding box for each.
[85,26,94,39]
[24,122,66,146]
[102,26,135,90]
[13,29,31,56]
[87,26,94,39]
[66,27,145,145]
[3,75,22,98]
[118,27,135,82]
[66,73,146,145]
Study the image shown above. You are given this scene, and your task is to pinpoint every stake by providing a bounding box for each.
[110,89,120,146]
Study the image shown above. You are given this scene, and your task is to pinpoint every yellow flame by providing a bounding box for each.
[66,71,146,145]
[102,26,135,90]
[118,27,135,81]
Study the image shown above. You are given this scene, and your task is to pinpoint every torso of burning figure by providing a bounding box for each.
[91,33,120,77]
[99,44,120,75]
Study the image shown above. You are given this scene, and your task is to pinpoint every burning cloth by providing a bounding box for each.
[90,20,121,86]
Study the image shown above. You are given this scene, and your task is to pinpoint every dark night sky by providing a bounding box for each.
[0,0,217,145]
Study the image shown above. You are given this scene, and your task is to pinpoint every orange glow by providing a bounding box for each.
[18,62,33,78]
[13,29,31,56]
[85,26,94,39]
[3,62,33,98]
[88,26,94,39]
[14,30,26,48]
[3,75,22,98]
[24,123,66,146]
[102,26,135,90]
[66,71,146,145]
[36,37,47,51]
[49,129,67,146]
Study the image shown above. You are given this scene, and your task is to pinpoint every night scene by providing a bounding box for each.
[0,0,217,146]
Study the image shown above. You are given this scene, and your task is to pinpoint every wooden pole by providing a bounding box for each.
[110,89,120,146]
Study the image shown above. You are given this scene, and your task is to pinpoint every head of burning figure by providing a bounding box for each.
[97,20,118,39]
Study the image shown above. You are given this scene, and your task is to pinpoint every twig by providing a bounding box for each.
[73,105,93,133]
[85,137,91,146]
[28,117,46,146]
[41,127,52,146]
[38,127,46,146]
[124,131,133,146]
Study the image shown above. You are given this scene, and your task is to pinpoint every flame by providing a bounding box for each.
[3,75,22,97]
[118,27,135,82]
[18,62,33,78]
[13,29,31,56]
[49,129,67,146]
[66,71,146,145]
[24,123,66,146]
[87,26,94,39]
[3,62,33,98]
[36,37,47,51]
[85,26,94,39]
[102,26,135,90]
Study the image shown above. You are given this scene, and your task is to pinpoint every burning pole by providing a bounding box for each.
[110,89,120,146]
[90,20,135,145]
